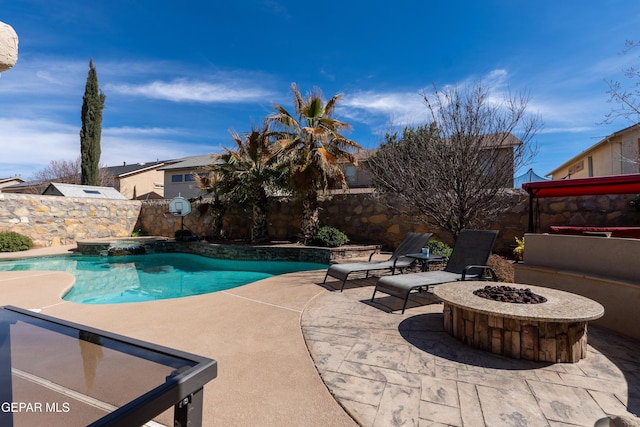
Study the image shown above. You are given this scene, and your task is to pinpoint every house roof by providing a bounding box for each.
[522,173,640,198]
[0,176,25,185]
[158,154,218,171]
[479,132,522,148]
[105,160,168,177]
[547,123,640,176]
[42,183,127,199]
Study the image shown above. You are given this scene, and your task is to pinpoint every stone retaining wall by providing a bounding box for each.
[533,192,639,232]
[137,189,640,254]
[2,190,638,253]
[135,190,640,254]
[0,193,141,247]
[75,238,380,264]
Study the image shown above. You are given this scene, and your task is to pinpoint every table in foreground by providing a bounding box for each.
[0,305,217,426]
[432,282,604,363]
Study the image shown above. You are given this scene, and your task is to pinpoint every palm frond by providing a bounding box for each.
[324,93,343,116]
[291,83,304,115]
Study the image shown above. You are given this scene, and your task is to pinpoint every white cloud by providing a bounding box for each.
[0,117,214,178]
[339,69,515,131]
[107,79,274,103]
[103,126,189,137]
[1,57,277,103]
[0,59,85,95]
[340,91,426,126]
[0,118,79,177]
[100,135,212,166]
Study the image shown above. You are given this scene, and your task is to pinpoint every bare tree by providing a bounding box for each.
[604,40,640,124]
[368,83,541,238]
[29,157,115,193]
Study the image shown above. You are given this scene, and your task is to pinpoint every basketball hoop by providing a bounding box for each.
[167,196,192,240]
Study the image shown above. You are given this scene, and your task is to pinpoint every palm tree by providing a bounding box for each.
[194,169,226,240]
[268,83,362,244]
[214,124,286,243]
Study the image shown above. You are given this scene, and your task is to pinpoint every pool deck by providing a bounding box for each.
[1,246,640,426]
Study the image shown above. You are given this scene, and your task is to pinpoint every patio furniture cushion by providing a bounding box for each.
[323,232,432,291]
[371,229,498,313]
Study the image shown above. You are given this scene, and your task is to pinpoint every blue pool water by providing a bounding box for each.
[0,253,327,304]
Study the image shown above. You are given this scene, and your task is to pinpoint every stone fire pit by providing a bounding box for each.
[432,281,604,363]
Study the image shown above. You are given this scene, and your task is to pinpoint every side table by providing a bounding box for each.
[406,253,445,272]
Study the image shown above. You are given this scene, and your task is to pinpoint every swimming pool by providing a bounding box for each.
[0,253,327,304]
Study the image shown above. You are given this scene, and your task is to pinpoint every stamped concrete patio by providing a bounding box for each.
[309,278,640,426]
[1,246,639,426]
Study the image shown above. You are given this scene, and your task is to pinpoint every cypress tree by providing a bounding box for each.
[80,59,106,186]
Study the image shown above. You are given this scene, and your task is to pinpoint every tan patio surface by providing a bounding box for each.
[1,246,640,426]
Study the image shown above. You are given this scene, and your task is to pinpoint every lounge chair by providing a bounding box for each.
[323,232,432,292]
[371,229,498,313]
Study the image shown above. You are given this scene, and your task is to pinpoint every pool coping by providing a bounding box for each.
[75,238,381,264]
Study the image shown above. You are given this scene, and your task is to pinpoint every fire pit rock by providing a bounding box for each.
[473,285,547,304]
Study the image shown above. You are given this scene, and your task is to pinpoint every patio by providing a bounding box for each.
[308,279,640,426]
[1,246,639,426]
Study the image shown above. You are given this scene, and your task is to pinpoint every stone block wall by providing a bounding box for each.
[0,193,142,247]
[136,190,530,253]
[3,189,638,252]
[137,190,639,254]
[533,193,639,231]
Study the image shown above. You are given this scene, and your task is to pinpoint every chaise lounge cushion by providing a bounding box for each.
[374,270,462,299]
[324,232,432,291]
[371,229,498,313]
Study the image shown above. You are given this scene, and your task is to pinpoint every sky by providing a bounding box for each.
[1,0,640,180]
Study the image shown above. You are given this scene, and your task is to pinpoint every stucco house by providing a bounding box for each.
[159,154,217,199]
[0,162,167,199]
[0,176,24,190]
[548,123,640,180]
[106,161,166,200]
[345,133,522,189]
[340,150,375,188]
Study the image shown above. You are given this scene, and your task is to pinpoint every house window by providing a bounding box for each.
[171,174,183,183]
[83,190,101,195]
[568,160,584,176]
[184,174,195,182]
[343,165,356,184]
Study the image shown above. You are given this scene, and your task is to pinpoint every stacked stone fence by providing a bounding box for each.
[2,190,638,254]
[0,193,141,247]
[136,190,640,255]
[137,191,529,253]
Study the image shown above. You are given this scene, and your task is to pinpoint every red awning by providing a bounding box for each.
[522,173,640,198]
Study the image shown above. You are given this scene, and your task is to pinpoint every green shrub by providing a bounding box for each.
[131,228,148,237]
[0,232,34,252]
[426,239,452,259]
[310,226,349,247]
